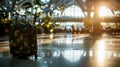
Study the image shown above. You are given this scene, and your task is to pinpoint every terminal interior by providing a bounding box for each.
[0,0,120,67]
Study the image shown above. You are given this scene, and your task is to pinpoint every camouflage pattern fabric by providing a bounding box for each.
[9,22,37,58]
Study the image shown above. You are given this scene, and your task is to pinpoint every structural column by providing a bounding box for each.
[84,0,92,33]
[93,4,102,35]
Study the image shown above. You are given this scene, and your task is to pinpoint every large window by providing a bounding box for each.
[61,5,85,18]
[99,6,113,17]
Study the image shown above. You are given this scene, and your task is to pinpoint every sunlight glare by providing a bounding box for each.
[99,6,113,17]
[97,40,106,63]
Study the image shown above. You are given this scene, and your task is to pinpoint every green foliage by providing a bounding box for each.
[34,0,41,5]
[40,16,56,33]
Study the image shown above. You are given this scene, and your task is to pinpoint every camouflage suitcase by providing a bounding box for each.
[9,22,37,59]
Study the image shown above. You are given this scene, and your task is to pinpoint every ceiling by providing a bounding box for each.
[0,0,120,13]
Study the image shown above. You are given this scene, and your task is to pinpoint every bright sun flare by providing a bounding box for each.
[99,6,113,17]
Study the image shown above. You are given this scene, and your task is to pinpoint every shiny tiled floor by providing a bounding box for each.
[0,33,120,67]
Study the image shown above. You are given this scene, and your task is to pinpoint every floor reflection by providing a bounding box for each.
[62,50,83,62]
[36,49,120,67]
[96,40,106,64]
[0,34,120,67]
